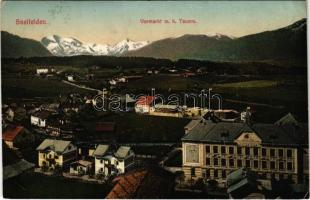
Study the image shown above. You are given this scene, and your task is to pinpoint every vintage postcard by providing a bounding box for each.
[1,1,308,199]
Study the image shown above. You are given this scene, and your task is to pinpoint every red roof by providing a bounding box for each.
[106,170,148,199]
[136,96,155,106]
[106,168,175,199]
[95,122,115,132]
[3,126,24,141]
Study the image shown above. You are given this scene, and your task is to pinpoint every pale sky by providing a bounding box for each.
[1,1,306,44]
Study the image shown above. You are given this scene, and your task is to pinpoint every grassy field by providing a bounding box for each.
[2,77,96,98]
[3,172,112,198]
[214,80,279,88]
[126,74,208,91]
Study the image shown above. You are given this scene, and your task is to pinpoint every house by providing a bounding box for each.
[149,104,183,117]
[3,126,24,149]
[36,68,49,75]
[31,110,51,127]
[106,167,175,199]
[36,139,77,169]
[114,146,135,174]
[93,145,135,177]
[93,144,110,175]
[70,159,93,175]
[67,75,74,82]
[135,96,155,113]
[181,113,308,186]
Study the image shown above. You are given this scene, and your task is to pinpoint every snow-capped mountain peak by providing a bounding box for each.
[206,33,236,40]
[41,35,150,56]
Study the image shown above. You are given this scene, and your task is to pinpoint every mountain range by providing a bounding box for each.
[41,35,149,56]
[1,18,306,62]
[126,18,306,61]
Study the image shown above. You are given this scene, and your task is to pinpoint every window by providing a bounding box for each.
[206,170,210,178]
[100,168,103,172]
[278,149,283,157]
[68,146,72,150]
[279,162,284,170]
[49,154,52,159]
[43,154,46,158]
[252,160,258,168]
[191,168,196,177]
[222,171,226,179]
[100,159,103,164]
[237,147,242,155]
[55,155,59,159]
[270,149,275,157]
[262,148,266,156]
[287,162,293,171]
[229,147,234,154]
[214,170,219,178]
[214,158,219,166]
[229,159,234,167]
[246,160,251,168]
[262,161,267,169]
[221,146,226,154]
[206,146,210,153]
[237,160,242,167]
[253,147,258,156]
[213,146,218,154]
[287,149,292,158]
[221,159,226,167]
[206,158,210,166]
[270,161,276,169]
[245,147,250,156]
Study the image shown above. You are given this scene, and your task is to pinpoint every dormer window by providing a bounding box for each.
[244,134,249,139]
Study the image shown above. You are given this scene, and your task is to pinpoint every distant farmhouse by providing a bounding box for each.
[135,96,155,114]
[31,110,51,127]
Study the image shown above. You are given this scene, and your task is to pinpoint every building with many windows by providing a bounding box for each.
[181,113,308,187]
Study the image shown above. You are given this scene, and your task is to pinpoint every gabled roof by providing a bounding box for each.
[182,119,304,145]
[36,139,72,153]
[93,144,109,157]
[114,146,131,159]
[275,113,299,126]
[136,96,155,106]
[106,167,174,199]
[3,126,24,141]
